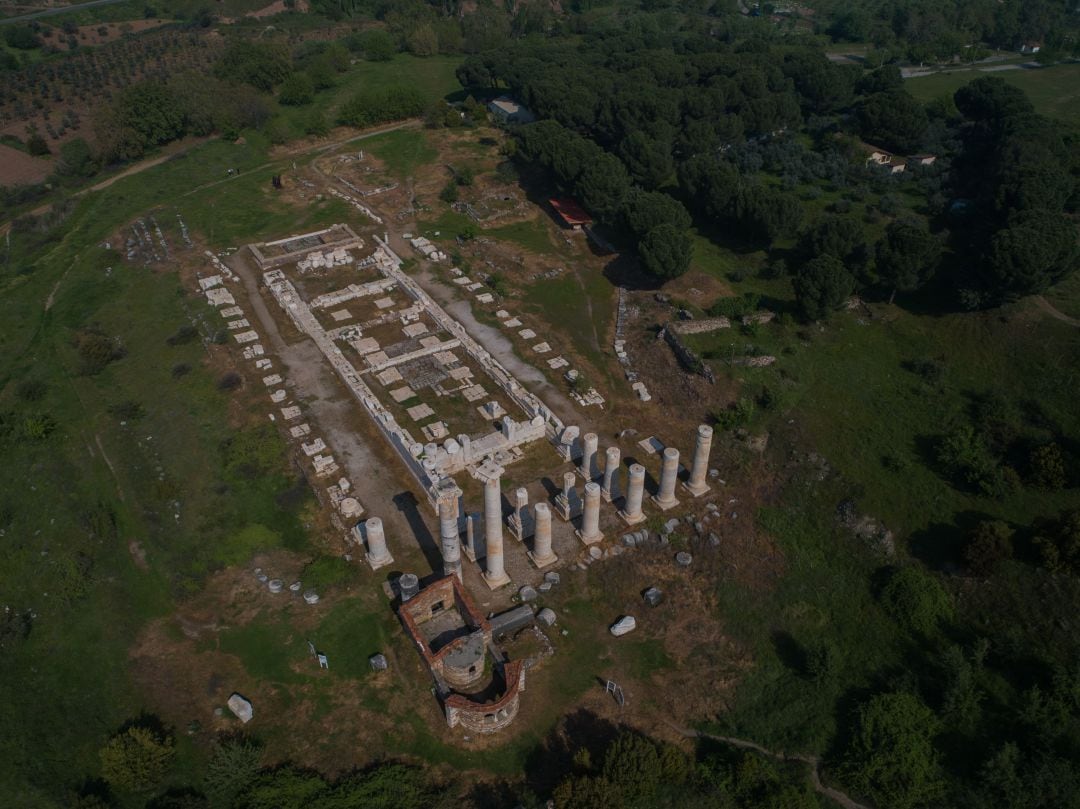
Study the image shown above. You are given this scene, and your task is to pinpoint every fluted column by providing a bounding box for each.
[437,484,462,581]
[619,463,646,525]
[528,502,557,568]
[364,517,393,570]
[652,447,680,511]
[601,446,620,503]
[683,424,713,497]
[577,482,603,545]
[483,469,510,588]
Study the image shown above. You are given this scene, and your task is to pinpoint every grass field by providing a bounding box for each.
[906,63,1080,125]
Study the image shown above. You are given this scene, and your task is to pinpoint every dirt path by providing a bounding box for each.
[666,723,872,809]
[1034,295,1080,327]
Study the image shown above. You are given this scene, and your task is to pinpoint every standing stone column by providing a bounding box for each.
[619,464,646,525]
[576,482,603,545]
[483,469,510,588]
[364,517,393,570]
[437,484,462,581]
[555,471,577,521]
[652,447,681,511]
[682,424,713,497]
[601,446,621,503]
[579,432,598,480]
[507,487,529,542]
[463,511,479,562]
[528,502,557,568]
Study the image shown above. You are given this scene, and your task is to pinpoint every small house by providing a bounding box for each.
[1020,42,1041,55]
[549,197,593,230]
[488,96,535,125]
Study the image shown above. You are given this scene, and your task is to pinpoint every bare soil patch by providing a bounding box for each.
[0,142,51,185]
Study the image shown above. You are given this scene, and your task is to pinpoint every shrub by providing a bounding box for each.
[217,372,242,392]
[1033,510,1080,574]
[278,72,315,106]
[1027,443,1066,490]
[964,520,1013,575]
[108,400,145,421]
[14,378,47,402]
[75,330,125,375]
[713,397,755,430]
[708,292,761,320]
[439,180,458,203]
[880,566,952,634]
[166,324,198,346]
[172,363,192,379]
[99,725,175,793]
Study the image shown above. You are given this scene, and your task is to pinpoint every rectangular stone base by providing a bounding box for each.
[651,495,679,511]
[576,529,603,546]
[527,550,558,569]
[681,481,710,497]
[554,494,575,521]
[618,509,646,526]
[367,552,394,571]
[482,569,511,589]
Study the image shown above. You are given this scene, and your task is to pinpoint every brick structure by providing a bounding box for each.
[398,576,528,731]
[444,661,527,733]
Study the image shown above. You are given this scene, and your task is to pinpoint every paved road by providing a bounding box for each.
[0,0,131,24]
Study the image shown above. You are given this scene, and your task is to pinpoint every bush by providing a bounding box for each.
[278,72,315,106]
[171,363,192,379]
[964,520,1013,575]
[1033,510,1080,574]
[439,180,458,203]
[108,400,145,421]
[75,330,125,375]
[166,324,198,346]
[713,397,755,430]
[935,424,1018,497]
[880,566,952,634]
[14,378,47,402]
[708,292,761,320]
[337,86,425,128]
[99,725,175,793]
[217,372,242,392]
[1027,443,1066,490]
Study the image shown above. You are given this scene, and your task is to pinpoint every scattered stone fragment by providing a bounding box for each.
[537,608,557,627]
[227,693,253,723]
[268,579,283,593]
[369,653,388,671]
[303,590,320,605]
[643,587,663,607]
[675,551,693,567]
[610,615,637,637]
[544,571,560,585]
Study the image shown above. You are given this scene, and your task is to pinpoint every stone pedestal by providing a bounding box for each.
[554,471,577,521]
[651,447,680,511]
[528,502,558,568]
[576,482,604,545]
[682,424,713,497]
[601,446,621,503]
[619,464,647,525]
[578,432,598,480]
[483,469,510,588]
[363,517,394,570]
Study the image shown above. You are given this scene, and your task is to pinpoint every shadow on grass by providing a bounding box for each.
[522,708,623,797]
[392,489,441,576]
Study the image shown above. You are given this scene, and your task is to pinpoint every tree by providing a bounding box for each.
[99,725,176,793]
[876,219,943,301]
[3,25,40,50]
[617,131,674,190]
[639,224,692,280]
[837,692,947,809]
[204,737,261,808]
[406,25,438,57]
[217,41,292,92]
[801,214,865,264]
[575,153,631,224]
[955,76,1034,123]
[1028,443,1066,490]
[56,137,97,179]
[792,255,854,320]
[234,767,326,809]
[1033,510,1080,574]
[601,733,663,800]
[858,91,929,154]
[880,566,953,634]
[964,520,1014,575]
[349,29,395,61]
[278,73,314,106]
[623,189,691,239]
[986,212,1078,298]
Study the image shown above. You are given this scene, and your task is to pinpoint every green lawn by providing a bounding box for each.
[906,63,1080,126]
[361,127,440,178]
